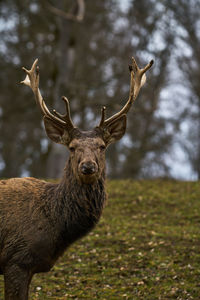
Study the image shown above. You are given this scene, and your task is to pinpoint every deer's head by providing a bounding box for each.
[21,58,153,184]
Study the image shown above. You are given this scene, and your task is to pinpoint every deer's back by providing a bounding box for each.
[0,177,56,273]
[0,177,46,217]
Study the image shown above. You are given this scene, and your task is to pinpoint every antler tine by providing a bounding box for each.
[99,106,106,127]
[53,96,74,129]
[21,59,72,128]
[99,56,154,127]
[131,57,154,100]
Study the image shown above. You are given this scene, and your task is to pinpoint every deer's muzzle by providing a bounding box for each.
[80,161,98,175]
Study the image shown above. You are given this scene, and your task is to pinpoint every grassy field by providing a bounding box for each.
[0,180,200,299]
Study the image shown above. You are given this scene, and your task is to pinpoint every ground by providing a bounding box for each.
[0,180,200,299]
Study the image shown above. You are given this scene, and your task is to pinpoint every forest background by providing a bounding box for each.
[0,0,199,181]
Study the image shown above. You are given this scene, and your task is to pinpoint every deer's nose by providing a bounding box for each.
[80,161,97,175]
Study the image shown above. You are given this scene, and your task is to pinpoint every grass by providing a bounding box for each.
[0,179,200,299]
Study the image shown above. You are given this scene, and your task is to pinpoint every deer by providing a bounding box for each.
[0,56,153,299]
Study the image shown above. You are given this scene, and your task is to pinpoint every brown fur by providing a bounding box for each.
[6,55,153,299]
[0,129,116,300]
[1,55,153,299]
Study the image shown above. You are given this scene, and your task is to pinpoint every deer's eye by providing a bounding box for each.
[99,145,106,151]
[69,147,75,152]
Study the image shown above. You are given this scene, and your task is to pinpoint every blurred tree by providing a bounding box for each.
[0,1,45,177]
[166,0,200,179]
[101,0,176,178]
[44,0,86,178]
[0,0,118,178]
[0,0,179,179]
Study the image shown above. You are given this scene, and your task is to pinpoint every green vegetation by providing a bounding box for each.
[0,180,200,299]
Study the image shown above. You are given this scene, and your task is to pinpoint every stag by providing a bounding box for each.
[0,57,153,299]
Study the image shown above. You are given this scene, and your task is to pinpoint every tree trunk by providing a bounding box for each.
[47,2,75,178]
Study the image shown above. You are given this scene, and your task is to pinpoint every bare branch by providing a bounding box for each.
[46,0,85,22]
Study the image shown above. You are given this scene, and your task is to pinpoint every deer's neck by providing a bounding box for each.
[46,159,106,252]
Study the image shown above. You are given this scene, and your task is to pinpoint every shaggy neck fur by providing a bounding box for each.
[44,158,106,258]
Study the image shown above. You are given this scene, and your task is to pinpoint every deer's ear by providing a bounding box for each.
[43,116,71,145]
[103,114,126,145]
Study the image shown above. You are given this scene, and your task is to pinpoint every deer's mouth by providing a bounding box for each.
[79,173,98,184]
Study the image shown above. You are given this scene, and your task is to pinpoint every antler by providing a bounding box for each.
[21,57,153,133]
[21,59,75,130]
[98,56,154,127]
